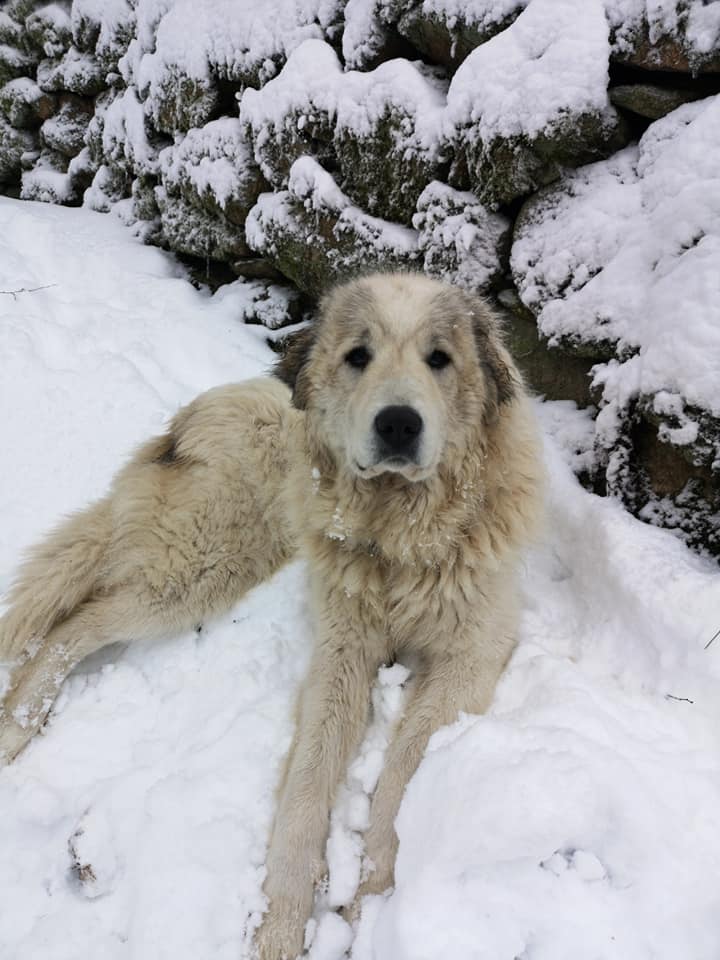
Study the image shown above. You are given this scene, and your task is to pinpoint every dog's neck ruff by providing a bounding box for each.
[305,452,487,569]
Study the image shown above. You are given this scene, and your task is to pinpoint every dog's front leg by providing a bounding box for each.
[349,637,514,914]
[255,601,380,960]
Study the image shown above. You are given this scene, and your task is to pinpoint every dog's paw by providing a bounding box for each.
[342,862,394,925]
[253,898,308,960]
[0,708,35,766]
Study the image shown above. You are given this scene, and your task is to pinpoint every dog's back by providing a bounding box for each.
[0,378,298,762]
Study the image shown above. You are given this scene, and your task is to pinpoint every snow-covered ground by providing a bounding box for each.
[1,197,719,960]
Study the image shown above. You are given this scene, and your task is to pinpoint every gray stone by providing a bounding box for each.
[0,77,56,127]
[156,187,251,263]
[147,67,220,136]
[0,43,35,86]
[37,48,106,96]
[245,157,420,298]
[158,119,265,228]
[609,83,702,120]
[25,3,72,59]
[413,181,511,293]
[454,110,629,208]
[393,0,527,69]
[39,97,91,157]
[0,116,37,183]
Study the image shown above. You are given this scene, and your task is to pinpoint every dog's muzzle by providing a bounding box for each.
[373,405,423,464]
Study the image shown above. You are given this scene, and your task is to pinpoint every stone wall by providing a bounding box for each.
[1,0,718,555]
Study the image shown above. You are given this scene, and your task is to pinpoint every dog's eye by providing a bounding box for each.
[427,349,452,370]
[344,346,371,370]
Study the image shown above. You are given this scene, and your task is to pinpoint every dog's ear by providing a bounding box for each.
[466,297,517,410]
[274,326,316,410]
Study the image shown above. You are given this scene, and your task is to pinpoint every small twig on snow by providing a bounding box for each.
[704,627,720,650]
[665,693,694,704]
[0,284,57,301]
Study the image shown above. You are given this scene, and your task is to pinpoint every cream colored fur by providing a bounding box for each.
[0,379,297,761]
[0,273,544,960]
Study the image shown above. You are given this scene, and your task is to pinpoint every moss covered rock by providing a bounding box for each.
[143,65,220,136]
[37,47,105,95]
[0,116,37,183]
[0,12,24,46]
[239,40,337,187]
[245,156,420,297]
[155,187,251,262]
[158,118,265,227]
[70,0,134,71]
[241,40,448,223]
[25,3,73,58]
[392,0,528,69]
[446,0,627,207]
[413,180,510,293]
[39,96,90,157]
[0,77,55,126]
[0,43,35,85]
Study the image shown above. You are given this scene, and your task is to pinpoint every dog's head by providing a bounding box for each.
[275,273,518,483]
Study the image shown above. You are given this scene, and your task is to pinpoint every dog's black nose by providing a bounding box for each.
[374,405,423,456]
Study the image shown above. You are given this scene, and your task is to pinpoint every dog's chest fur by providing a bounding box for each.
[295,468,493,657]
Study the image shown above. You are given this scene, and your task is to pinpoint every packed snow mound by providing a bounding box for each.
[1,199,720,960]
[511,94,720,466]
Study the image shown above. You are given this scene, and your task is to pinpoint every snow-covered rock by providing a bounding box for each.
[392,0,530,68]
[156,187,251,263]
[512,95,720,435]
[37,47,105,96]
[25,3,73,59]
[0,41,36,86]
[413,180,510,292]
[246,156,420,296]
[607,0,720,73]
[241,39,447,224]
[0,12,23,47]
[71,0,134,72]
[0,76,55,127]
[39,96,90,157]
[446,0,626,206]
[0,115,36,183]
[512,94,720,550]
[21,147,75,203]
[159,118,265,227]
